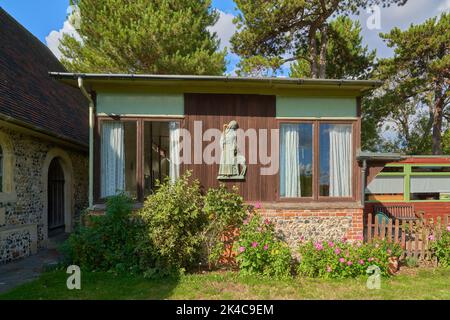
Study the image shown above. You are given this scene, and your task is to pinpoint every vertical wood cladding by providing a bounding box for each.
[183,93,278,201]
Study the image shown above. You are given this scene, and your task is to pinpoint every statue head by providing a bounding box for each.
[228,120,239,130]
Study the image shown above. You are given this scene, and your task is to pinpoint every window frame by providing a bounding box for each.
[276,119,357,202]
[366,163,450,203]
[95,116,183,204]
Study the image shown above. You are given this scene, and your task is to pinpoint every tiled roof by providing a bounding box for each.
[0,8,88,147]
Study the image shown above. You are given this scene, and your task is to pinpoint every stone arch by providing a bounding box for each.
[0,130,16,197]
[42,148,74,240]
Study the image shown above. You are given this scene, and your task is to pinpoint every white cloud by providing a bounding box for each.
[45,14,80,60]
[209,10,237,50]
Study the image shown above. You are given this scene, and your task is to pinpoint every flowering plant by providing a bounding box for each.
[297,238,402,278]
[429,225,450,267]
[234,212,292,278]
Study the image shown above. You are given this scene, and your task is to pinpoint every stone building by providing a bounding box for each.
[0,8,88,264]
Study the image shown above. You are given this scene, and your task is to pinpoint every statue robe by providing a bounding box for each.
[219,128,239,176]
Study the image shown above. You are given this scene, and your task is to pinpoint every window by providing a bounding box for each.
[100,121,136,198]
[411,166,450,173]
[280,123,313,198]
[99,119,180,200]
[410,176,450,200]
[279,122,353,199]
[365,176,404,201]
[381,166,404,173]
[144,121,170,196]
[319,124,352,197]
[0,145,3,192]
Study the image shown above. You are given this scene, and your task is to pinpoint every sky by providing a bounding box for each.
[0,0,448,75]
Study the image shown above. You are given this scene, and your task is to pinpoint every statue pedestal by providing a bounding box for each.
[217,175,246,181]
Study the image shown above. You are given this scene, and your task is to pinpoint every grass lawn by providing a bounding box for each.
[1,267,449,300]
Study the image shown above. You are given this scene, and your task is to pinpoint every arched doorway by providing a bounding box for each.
[47,158,65,237]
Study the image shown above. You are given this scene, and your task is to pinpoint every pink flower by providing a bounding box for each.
[339,257,346,263]
[263,244,269,250]
[356,241,362,247]
[375,243,379,248]
[447,226,450,232]
[341,237,347,243]
[347,261,353,266]
[368,257,374,262]
[243,219,249,225]
[252,242,258,248]
[359,259,365,265]
[328,241,334,247]
[428,234,435,241]
[334,248,341,255]
[254,201,262,209]
[299,236,305,242]
[264,218,270,225]
[387,249,392,255]
[239,246,245,252]
[257,227,262,232]
[315,242,323,251]
[327,266,332,272]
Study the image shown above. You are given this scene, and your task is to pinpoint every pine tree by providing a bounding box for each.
[60,0,226,75]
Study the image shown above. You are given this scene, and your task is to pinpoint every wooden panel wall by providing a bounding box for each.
[183,93,278,201]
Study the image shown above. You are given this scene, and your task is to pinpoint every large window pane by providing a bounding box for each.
[144,122,170,196]
[101,121,136,198]
[280,123,313,198]
[319,124,352,197]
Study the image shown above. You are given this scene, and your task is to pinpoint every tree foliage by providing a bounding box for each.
[290,16,376,79]
[363,13,450,154]
[231,0,406,77]
[60,0,226,75]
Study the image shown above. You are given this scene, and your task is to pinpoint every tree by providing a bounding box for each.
[60,0,226,75]
[231,0,407,77]
[365,13,450,154]
[290,16,376,79]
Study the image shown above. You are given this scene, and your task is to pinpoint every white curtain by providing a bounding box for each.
[329,125,352,197]
[101,122,125,197]
[169,121,180,183]
[281,124,301,197]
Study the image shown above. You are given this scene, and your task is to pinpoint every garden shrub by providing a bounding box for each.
[202,184,248,268]
[138,172,206,273]
[61,193,154,274]
[430,226,450,267]
[297,238,403,278]
[234,213,292,278]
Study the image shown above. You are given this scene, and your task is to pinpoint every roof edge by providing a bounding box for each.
[49,72,382,90]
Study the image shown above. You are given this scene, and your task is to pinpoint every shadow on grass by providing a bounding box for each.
[0,266,181,300]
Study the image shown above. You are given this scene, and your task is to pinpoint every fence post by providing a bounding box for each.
[387,218,393,242]
[374,215,379,240]
[394,218,399,244]
[367,213,372,243]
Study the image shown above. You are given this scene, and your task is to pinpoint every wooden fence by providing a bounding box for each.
[364,212,450,262]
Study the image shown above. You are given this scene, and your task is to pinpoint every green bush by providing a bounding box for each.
[61,193,154,274]
[430,226,450,267]
[202,184,248,268]
[297,238,403,278]
[138,172,206,272]
[234,213,292,278]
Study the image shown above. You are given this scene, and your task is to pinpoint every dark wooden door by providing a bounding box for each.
[48,158,65,235]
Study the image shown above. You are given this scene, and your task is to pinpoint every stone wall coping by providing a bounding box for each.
[257,202,364,210]
[0,223,38,233]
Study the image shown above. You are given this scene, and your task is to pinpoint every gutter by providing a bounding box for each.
[78,77,95,208]
[50,72,382,90]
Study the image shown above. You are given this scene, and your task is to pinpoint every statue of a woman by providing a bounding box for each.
[218,120,246,179]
